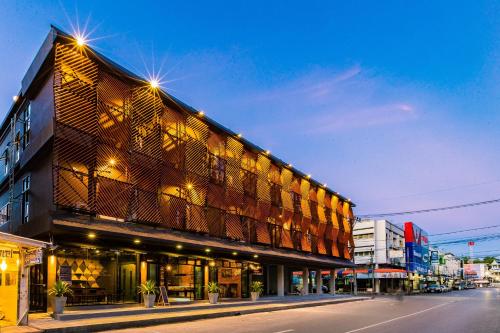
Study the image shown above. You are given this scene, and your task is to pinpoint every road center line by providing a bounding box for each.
[273,330,295,333]
[343,301,453,333]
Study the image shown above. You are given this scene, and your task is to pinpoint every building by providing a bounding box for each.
[0,232,49,326]
[404,222,430,292]
[349,219,406,293]
[429,248,461,287]
[489,260,500,283]
[0,26,356,311]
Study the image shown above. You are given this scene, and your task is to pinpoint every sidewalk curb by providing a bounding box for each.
[31,297,369,333]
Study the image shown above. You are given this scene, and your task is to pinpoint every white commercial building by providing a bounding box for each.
[352,219,406,293]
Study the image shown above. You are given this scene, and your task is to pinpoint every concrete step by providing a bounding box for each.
[31,296,369,333]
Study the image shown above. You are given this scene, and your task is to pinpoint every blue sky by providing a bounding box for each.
[0,1,499,257]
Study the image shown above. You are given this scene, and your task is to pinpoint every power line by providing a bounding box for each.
[358,197,500,218]
[431,233,500,246]
[429,224,500,237]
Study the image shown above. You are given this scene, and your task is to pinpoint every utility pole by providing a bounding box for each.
[370,246,375,298]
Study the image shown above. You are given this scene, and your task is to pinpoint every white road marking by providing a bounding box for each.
[343,301,453,333]
[273,330,295,333]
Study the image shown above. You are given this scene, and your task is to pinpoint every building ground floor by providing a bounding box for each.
[27,217,353,312]
[338,267,407,294]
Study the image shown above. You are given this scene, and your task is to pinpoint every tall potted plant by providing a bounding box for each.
[207,282,220,304]
[48,280,73,314]
[138,280,158,308]
[250,281,263,301]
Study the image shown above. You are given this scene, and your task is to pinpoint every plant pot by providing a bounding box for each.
[53,296,67,314]
[250,292,260,302]
[143,294,156,308]
[208,293,219,304]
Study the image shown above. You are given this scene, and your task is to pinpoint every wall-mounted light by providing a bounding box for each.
[306,174,311,179]
[176,244,183,250]
[12,96,19,102]
[287,164,293,168]
[323,183,327,187]
[134,239,141,244]
[265,150,270,155]
[237,133,242,138]
[166,265,172,271]
[88,232,96,239]
[198,111,205,117]
[232,251,238,256]
[95,249,100,254]
[205,248,211,253]
[253,254,259,259]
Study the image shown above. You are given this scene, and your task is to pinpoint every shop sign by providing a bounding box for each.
[0,248,14,258]
[24,248,43,266]
[59,265,72,284]
[431,251,439,264]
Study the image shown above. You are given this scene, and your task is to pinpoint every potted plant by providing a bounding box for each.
[138,280,158,308]
[207,282,220,304]
[48,280,73,314]
[250,281,263,301]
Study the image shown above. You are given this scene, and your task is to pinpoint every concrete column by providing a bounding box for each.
[329,269,336,295]
[302,267,309,295]
[277,265,285,297]
[316,270,323,294]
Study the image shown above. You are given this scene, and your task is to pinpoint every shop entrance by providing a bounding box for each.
[119,263,136,302]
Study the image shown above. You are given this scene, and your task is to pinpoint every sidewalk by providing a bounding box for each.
[24,294,368,333]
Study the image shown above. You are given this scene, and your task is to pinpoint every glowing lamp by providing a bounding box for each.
[198,111,205,117]
[232,251,238,256]
[0,259,6,271]
[253,254,259,259]
[12,96,19,102]
[205,248,211,253]
[209,261,215,267]
[88,232,96,239]
[109,158,116,166]
[75,36,86,47]
[176,244,183,250]
[134,239,141,244]
[186,183,193,190]
[150,79,159,89]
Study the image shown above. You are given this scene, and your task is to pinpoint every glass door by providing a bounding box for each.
[194,266,204,300]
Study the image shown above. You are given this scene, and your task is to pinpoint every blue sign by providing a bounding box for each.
[430,251,439,264]
[404,222,430,275]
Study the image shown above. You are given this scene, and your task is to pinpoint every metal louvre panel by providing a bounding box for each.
[256,155,271,202]
[317,237,327,255]
[280,168,292,190]
[130,151,161,192]
[225,213,244,240]
[131,89,163,160]
[225,137,244,192]
[225,186,244,215]
[185,137,208,177]
[132,188,161,224]
[270,205,283,226]
[255,201,271,222]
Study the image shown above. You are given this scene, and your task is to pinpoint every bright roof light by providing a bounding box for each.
[150,79,159,89]
[75,36,86,47]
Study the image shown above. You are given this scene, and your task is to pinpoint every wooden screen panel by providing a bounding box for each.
[185,137,208,177]
[255,201,271,222]
[95,176,133,219]
[225,214,244,240]
[255,220,271,245]
[54,122,96,173]
[207,183,225,209]
[207,207,225,238]
[53,167,89,210]
[280,227,294,249]
[185,204,209,233]
[133,189,161,224]
[130,151,161,192]
[185,172,209,207]
[301,233,312,252]
[159,194,186,230]
[54,43,98,135]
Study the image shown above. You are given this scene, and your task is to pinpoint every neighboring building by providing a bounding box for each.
[429,248,461,286]
[0,232,50,326]
[0,27,356,311]
[489,260,500,282]
[464,263,490,287]
[404,222,430,292]
[350,219,406,293]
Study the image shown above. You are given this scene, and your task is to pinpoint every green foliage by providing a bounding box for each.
[207,281,220,293]
[137,280,158,295]
[250,281,264,294]
[48,280,73,297]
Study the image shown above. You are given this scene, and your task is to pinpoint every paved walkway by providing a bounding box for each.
[23,294,367,333]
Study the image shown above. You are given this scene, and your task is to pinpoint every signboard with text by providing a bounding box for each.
[405,222,430,275]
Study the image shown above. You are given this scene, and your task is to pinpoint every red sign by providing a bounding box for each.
[468,241,475,246]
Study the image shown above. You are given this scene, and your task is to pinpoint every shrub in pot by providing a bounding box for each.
[207,282,220,304]
[250,281,263,301]
[138,280,158,308]
[48,280,73,314]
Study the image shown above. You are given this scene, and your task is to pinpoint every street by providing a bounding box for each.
[109,289,499,333]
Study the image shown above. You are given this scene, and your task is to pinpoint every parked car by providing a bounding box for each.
[453,281,465,290]
[439,285,449,293]
[427,284,441,293]
[465,282,476,289]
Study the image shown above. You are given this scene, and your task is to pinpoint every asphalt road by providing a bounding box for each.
[109,288,500,333]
